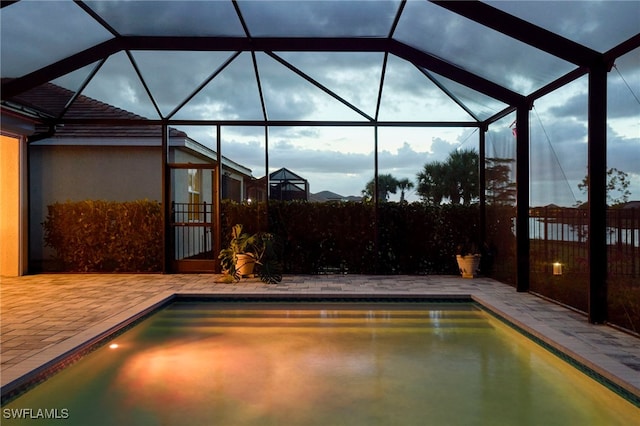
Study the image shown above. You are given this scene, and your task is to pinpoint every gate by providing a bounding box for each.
[169,165,219,273]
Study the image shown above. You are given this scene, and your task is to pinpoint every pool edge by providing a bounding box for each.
[1,292,177,403]
[471,294,640,408]
[2,292,639,408]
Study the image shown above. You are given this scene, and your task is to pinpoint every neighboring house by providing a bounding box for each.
[621,201,640,210]
[252,170,362,203]
[262,167,309,201]
[1,82,256,273]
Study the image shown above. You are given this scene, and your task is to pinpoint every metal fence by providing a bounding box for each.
[529,206,639,277]
[171,202,213,260]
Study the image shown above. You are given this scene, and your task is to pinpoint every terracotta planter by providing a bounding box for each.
[236,254,256,277]
[456,254,481,279]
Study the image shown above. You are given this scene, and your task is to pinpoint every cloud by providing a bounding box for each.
[3,0,638,204]
[0,1,111,77]
[545,78,639,121]
[212,124,478,202]
[276,51,386,118]
[131,51,247,116]
[608,131,640,176]
[608,77,640,119]
[486,0,640,52]
[546,93,588,120]
[394,0,572,94]
[528,111,639,205]
[221,131,440,176]
[430,137,461,159]
[379,142,431,174]
[237,0,399,37]
[87,1,243,37]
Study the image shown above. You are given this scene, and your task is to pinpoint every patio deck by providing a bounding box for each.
[1,273,639,405]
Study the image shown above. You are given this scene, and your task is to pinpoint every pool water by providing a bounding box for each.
[3,302,639,425]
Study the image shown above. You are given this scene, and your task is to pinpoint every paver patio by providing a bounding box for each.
[1,273,639,405]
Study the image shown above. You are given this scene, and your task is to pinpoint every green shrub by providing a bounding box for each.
[221,200,480,275]
[44,199,482,275]
[43,200,162,272]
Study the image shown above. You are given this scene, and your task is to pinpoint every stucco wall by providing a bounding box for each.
[29,145,162,268]
[1,134,26,276]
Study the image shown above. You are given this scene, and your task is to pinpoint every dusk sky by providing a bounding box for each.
[2,0,638,205]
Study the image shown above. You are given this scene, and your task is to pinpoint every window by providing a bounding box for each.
[188,169,201,221]
[222,174,242,202]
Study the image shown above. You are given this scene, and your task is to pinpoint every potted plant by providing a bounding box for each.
[455,238,481,279]
[218,224,282,284]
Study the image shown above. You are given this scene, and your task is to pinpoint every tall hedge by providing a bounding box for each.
[43,199,480,274]
[43,200,163,272]
[222,200,480,275]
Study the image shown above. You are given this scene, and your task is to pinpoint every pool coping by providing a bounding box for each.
[472,294,640,407]
[2,292,639,407]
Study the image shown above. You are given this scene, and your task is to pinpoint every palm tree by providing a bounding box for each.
[447,148,479,205]
[485,157,516,205]
[416,161,448,204]
[362,173,400,202]
[397,178,415,203]
[416,148,479,205]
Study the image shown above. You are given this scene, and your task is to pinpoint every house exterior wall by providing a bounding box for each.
[0,134,28,276]
[26,136,251,270]
[29,144,161,269]
[222,172,244,202]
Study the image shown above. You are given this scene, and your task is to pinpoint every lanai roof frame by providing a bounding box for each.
[1,0,639,324]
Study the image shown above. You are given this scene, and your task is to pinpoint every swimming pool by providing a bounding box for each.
[3,301,639,425]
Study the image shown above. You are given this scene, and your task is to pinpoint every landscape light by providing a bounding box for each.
[553,262,563,276]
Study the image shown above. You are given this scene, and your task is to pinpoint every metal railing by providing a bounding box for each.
[529,206,639,277]
[171,202,213,260]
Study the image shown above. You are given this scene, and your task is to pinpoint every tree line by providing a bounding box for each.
[362,148,516,206]
[362,148,630,207]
